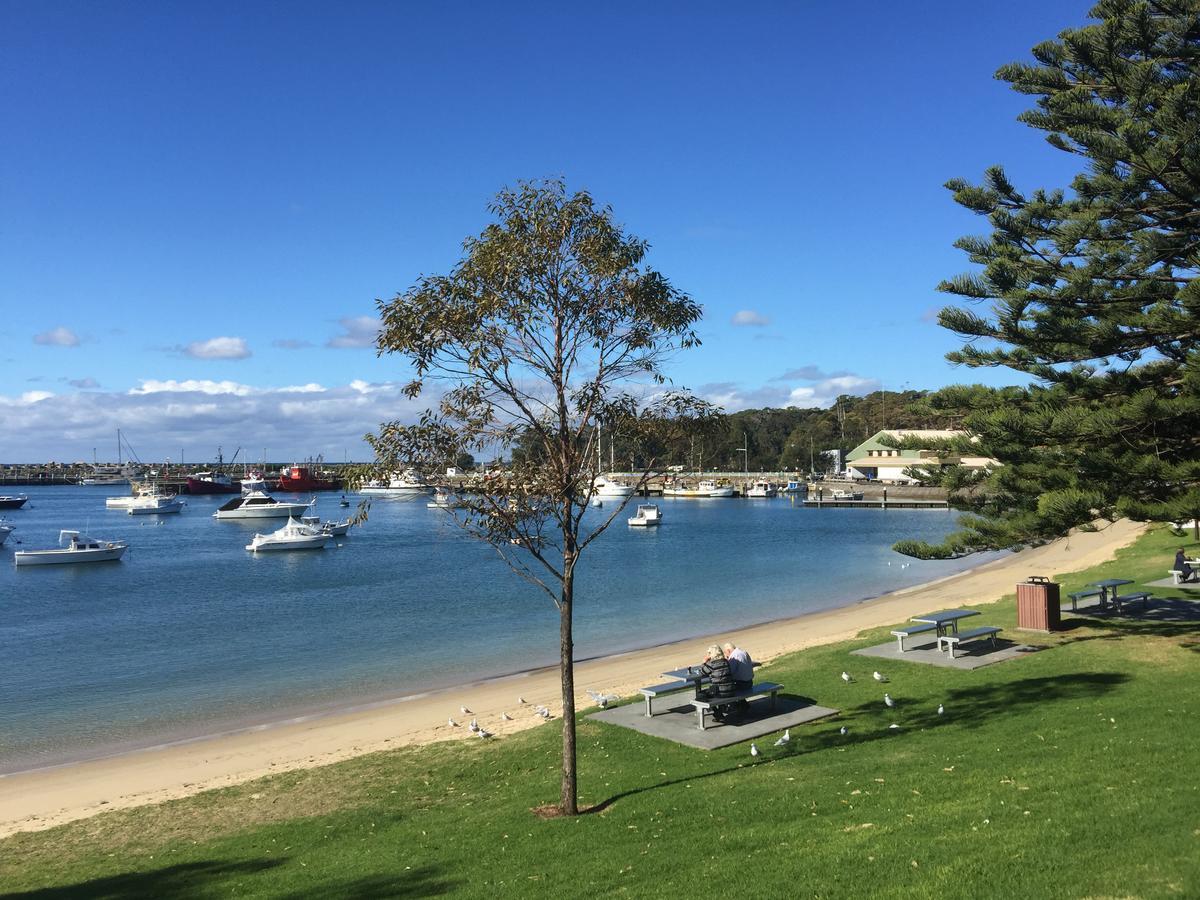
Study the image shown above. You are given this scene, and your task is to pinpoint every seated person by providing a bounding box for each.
[723,641,754,691]
[1174,549,1195,582]
[697,644,736,720]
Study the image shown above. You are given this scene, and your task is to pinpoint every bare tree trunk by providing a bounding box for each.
[559,564,578,814]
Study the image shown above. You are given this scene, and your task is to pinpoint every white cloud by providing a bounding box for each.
[0,380,428,462]
[34,327,81,347]
[730,310,770,327]
[184,336,251,360]
[697,374,880,413]
[328,316,380,349]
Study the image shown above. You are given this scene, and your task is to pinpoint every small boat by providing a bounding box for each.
[213,490,314,519]
[339,496,350,508]
[698,480,735,498]
[0,521,13,546]
[627,504,662,527]
[781,480,807,494]
[594,476,636,498]
[300,515,352,536]
[831,489,864,501]
[745,481,778,498]
[426,488,465,509]
[590,496,604,508]
[127,494,186,515]
[277,465,341,492]
[661,481,710,498]
[14,530,128,566]
[359,470,429,495]
[0,494,29,510]
[186,471,240,495]
[245,517,331,552]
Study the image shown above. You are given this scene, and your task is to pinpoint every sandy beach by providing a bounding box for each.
[0,518,1145,837]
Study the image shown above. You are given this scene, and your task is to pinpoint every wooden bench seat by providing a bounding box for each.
[1112,591,1150,612]
[937,626,1002,659]
[890,622,938,651]
[689,681,783,730]
[1065,588,1104,611]
[638,680,693,717]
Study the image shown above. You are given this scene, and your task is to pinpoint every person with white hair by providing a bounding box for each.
[723,641,754,691]
[696,644,735,722]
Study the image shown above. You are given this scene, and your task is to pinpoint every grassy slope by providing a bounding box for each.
[3,525,1198,899]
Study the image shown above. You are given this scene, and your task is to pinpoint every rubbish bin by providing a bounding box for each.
[1017,576,1061,631]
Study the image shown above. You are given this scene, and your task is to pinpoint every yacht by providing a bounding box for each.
[106,486,170,509]
[13,530,128,566]
[245,518,331,552]
[0,494,29,510]
[80,464,141,486]
[127,494,186,515]
[698,480,736,498]
[593,475,636,498]
[745,481,778,498]
[627,504,662,527]
[213,491,314,520]
[359,470,430,496]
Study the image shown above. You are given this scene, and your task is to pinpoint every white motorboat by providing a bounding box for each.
[127,494,186,515]
[13,530,128,566]
[213,490,314,519]
[426,488,466,509]
[359,470,429,496]
[782,480,807,494]
[106,487,159,509]
[831,489,864,501]
[661,481,710,498]
[300,515,352,536]
[245,517,331,552]
[80,463,141,485]
[590,496,604,508]
[627,504,662,527]
[0,494,29,510]
[745,481,778,498]
[0,521,13,546]
[698,480,736,498]
[593,475,636,498]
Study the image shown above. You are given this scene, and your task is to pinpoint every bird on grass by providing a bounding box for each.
[839,725,848,735]
[460,705,472,715]
[841,671,853,683]
[476,728,493,739]
[750,743,760,758]
[937,703,945,715]
[873,671,887,682]
[888,723,901,730]
[884,693,895,708]
[773,729,790,747]
[468,718,480,733]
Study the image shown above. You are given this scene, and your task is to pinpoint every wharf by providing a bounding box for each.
[802,498,948,509]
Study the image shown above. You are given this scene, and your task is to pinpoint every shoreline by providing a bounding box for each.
[0,518,1146,838]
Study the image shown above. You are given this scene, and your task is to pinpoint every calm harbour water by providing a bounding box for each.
[0,485,1000,773]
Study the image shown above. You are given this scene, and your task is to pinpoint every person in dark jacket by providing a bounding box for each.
[1174,549,1195,583]
[696,644,735,720]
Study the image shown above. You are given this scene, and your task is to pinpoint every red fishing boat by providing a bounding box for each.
[185,471,241,494]
[277,465,341,492]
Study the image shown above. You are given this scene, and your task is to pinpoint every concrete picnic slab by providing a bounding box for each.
[588,696,838,750]
[1145,577,1200,590]
[851,638,1040,670]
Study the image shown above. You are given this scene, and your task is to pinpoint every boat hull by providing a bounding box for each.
[14,545,127,566]
[0,496,29,509]
[128,501,185,515]
[214,505,310,519]
[246,537,330,551]
[185,478,240,495]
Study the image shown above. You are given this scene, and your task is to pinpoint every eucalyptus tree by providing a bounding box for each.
[898,0,1200,557]
[368,179,714,814]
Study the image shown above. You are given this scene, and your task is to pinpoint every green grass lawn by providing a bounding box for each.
[3,525,1199,899]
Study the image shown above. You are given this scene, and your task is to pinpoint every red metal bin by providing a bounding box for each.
[1017,576,1061,631]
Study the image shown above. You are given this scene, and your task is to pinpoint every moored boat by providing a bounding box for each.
[0,521,13,546]
[277,465,342,492]
[14,530,128,566]
[186,471,240,495]
[0,494,29,510]
[831,489,864,501]
[359,470,429,495]
[698,480,736,498]
[127,494,186,515]
[213,491,314,519]
[627,503,662,527]
[594,475,636,498]
[245,518,331,552]
[745,481,778,498]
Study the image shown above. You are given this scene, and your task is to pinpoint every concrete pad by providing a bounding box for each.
[851,638,1040,670]
[1145,577,1200,590]
[587,695,838,750]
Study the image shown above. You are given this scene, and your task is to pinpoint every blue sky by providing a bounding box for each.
[1,0,1093,462]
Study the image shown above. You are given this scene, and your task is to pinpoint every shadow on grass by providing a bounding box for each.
[587,672,1128,813]
[276,866,460,898]
[1060,596,1200,644]
[0,858,286,900]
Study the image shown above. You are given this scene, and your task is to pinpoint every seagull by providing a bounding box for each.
[884,693,895,708]
[468,718,480,733]
[888,723,901,729]
[501,712,513,721]
[517,696,527,705]
[841,671,853,683]
[476,728,493,739]
[773,729,790,747]
[873,671,887,682]
[839,725,848,735]
[587,690,620,708]
[448,717,460,727]
[937,703,945,715]
[460,706,473,715]
[536,707,552,719]
[750,743,759,757]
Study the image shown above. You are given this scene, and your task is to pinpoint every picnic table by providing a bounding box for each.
[909,609,980,638]
[1086,578,1134,609]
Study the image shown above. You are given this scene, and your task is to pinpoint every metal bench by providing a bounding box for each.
[638,680,693,717]
[689,681,783,730]
[1112,592,1150,612]
[1066,588,1104,611]
[890,622,938,651]
[937,626,1002,658]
